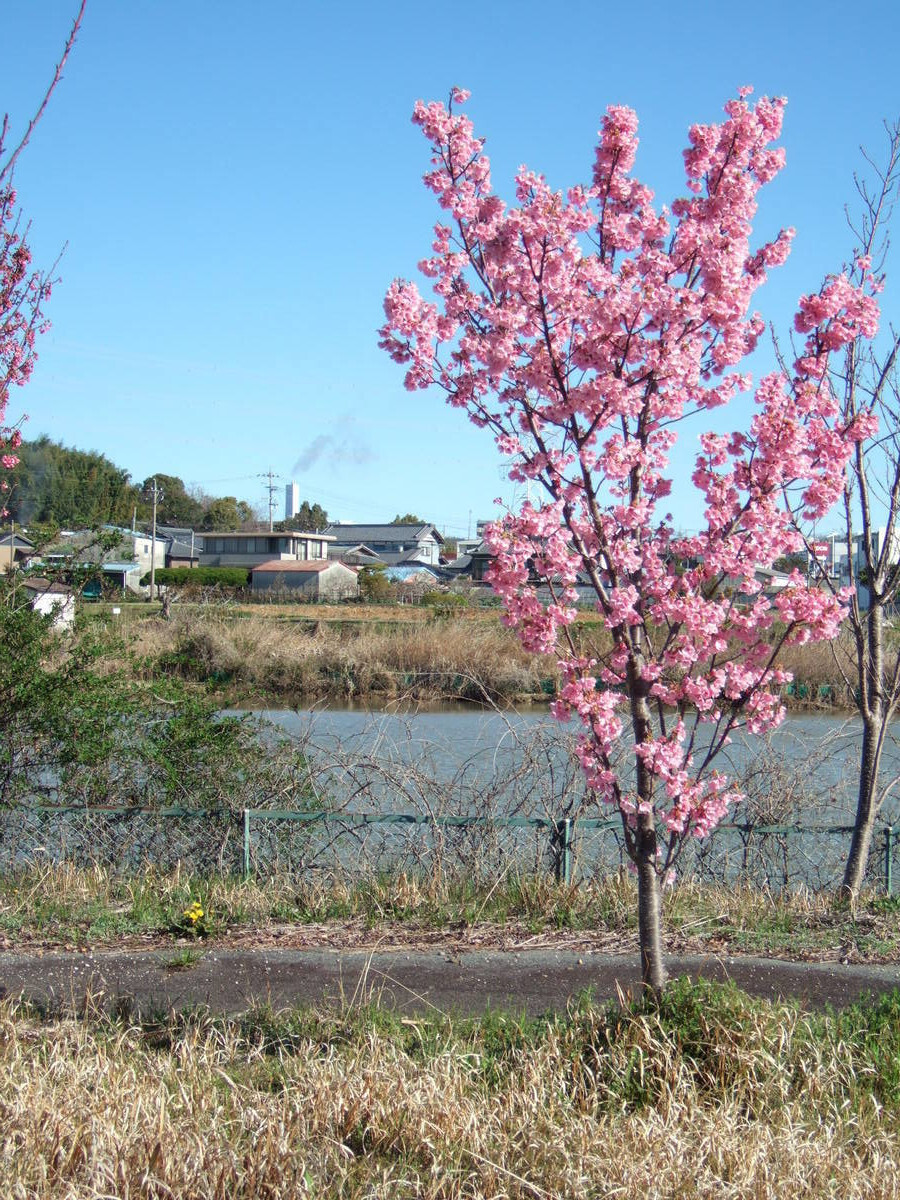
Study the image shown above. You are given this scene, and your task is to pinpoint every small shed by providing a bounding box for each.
[20,578,76,630]
[251,559,358,600]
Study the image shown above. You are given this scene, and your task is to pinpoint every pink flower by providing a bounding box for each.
[383,86,880,878]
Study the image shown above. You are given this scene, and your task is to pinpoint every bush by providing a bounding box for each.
[0,582,314,812]
[141,567,251,588]
[422,590,467,612]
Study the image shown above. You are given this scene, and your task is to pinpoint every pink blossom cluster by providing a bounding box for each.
[0,185,49,506]
[382,89,880,874]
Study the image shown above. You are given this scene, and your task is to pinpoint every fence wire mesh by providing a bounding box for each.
[568,820,894,892]
[1,711,896,893]
[0,805,895,895]
[245,813,557,885]
[0,806,243,875]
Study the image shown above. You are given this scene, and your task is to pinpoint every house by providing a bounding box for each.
[36,528,163,596]
[20,578,76,630]
[323,523,445,567]
[251,559,358,600]
[444,540,492,583]
[199,529,334,569]
[329,543,384,568]
[96,562,146,593]
[158,525,201,569]
[103,526,167,576]
[0,531,35,572]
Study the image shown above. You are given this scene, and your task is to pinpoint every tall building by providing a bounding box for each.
[285,481,300,521]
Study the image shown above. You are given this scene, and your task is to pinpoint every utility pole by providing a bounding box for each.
[149,477,159,603]
[259,467,280,532]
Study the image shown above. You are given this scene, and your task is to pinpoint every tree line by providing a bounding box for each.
[5,437,330,534]
[5,438,437,538]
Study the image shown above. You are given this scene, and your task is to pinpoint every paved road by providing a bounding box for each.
[3,947,900,1016]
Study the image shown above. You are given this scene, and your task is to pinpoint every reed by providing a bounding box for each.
[123,609,553,702]
[95,605,857,708]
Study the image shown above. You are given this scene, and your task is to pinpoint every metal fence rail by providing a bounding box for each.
[0,805,896,895]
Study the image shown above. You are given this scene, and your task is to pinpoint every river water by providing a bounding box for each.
[251,705,900,826]
[232,704,900,892]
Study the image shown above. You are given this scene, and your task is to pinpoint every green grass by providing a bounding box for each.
[162,946,207,971]
[4,864,900,963]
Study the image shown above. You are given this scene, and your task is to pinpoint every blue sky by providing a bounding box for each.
[4,0,899,536]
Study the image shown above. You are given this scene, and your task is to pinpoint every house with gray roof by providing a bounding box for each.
[323,523,444,567]
[198,529,335,569]
[157,526,200,568]
[0,531,35,572]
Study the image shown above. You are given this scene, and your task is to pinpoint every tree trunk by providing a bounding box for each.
[626,645,668,995]
[843,602,886,900]
[842,709,882,899]
[637,812,667,994]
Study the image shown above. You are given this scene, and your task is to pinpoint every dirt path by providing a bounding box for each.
[3,939,899,1017]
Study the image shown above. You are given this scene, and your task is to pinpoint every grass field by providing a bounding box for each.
[6,867,900,1196]
[4,865,900,962]
[5,977,900,1197]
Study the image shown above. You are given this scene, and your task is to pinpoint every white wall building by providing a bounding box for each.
[285,481,300,521]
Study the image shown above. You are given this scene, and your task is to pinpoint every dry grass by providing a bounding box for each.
[5,862,900,962]
[776,635,856,703]
[3,980,900,1198]
[121,610,553,702]
[96,604,858,708]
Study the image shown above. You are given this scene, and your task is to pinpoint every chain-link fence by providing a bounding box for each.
[0,806,244,875]
[1,804,896,895]
[567,817,896,893]
[2,709,895,893]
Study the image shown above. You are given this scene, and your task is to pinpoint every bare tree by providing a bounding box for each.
[804,121,900,899]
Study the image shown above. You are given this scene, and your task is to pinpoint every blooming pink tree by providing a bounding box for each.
[381,89,880,991]
[0,1,84,513]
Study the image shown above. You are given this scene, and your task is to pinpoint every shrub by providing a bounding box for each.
[141,567,251,589]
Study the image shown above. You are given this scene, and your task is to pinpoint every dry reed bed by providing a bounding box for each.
[109,609,858,707]
[4,981,900,1198]
[126,611,553,702]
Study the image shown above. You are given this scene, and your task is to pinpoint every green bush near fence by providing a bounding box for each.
[0,577,315,813]
[140,567,251,588]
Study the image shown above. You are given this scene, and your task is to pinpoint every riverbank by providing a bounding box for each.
[85,603,855,709]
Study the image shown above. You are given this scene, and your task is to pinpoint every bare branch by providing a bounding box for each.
[0,1,86,185]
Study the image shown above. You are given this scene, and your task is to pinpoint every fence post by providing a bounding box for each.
[885,825,894,897]
[564,818,575,886]
[242,809,251,879]
[553,818,575,886]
